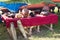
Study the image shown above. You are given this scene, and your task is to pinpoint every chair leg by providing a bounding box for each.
[17,20,27,39]
[10,22,17,40]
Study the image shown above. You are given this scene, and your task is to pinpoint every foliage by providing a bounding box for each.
[0,0,60,6]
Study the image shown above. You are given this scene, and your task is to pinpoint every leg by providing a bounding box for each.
[10,22,17,40]
[17,20,27,39]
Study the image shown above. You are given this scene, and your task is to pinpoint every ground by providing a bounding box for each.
[0,15,60,40]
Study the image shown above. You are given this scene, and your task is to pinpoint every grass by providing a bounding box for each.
[0,15,60,40]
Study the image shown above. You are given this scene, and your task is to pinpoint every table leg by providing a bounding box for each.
[50,24,53,31]
[10,22,17,40]
[37,25,40,32]
[17,20,27,39]
[29,26,33,35]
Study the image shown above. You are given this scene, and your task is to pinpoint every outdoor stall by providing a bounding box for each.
[1,2,58,40]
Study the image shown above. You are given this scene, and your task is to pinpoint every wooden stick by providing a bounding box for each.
[50,24,53,31]
[43,24,53,31]
[17,20,27,39]
[37,25,40,32]
[10,22,17,40]
[44,25,50,29]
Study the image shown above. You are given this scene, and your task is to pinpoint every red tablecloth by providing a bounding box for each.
[5,14,58,28]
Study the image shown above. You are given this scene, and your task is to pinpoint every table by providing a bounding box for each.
[3,14,58,40]
[5,14,58,28]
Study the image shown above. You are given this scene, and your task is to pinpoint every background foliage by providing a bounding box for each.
[0,0,59,6]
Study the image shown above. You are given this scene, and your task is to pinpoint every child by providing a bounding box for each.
[15,10,23,18]
[40,6,50,15]
[22,6,29,18]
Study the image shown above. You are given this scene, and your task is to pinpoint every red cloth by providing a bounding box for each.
[5,14,58,28]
